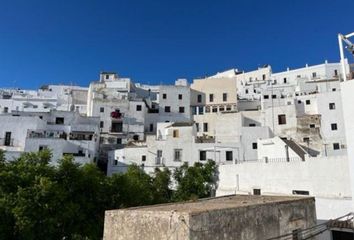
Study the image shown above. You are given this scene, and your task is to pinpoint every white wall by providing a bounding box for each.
[340,80,354,212]
[257,137,304,160]
[216,155,352,220]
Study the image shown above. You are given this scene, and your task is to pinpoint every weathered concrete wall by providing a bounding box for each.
[188,198,316,240]
[103,209,190,240]
[103,197,316,240]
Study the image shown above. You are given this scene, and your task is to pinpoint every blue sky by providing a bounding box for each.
[0,0,353,89]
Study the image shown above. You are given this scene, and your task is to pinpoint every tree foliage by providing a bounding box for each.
[0,150,218,239]
[173,160,218,201]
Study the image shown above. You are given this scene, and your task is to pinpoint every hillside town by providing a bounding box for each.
[1,57,354,238]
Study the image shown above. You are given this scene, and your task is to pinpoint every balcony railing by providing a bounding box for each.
[63,152,86,157]
[0,138,14,147]
[195,136,215,143]
[109,127,123,133]
[27,130,67,139]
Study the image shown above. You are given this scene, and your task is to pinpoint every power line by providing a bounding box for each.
[266,212,353,240]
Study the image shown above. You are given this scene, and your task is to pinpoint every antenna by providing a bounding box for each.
[338,32,354,81]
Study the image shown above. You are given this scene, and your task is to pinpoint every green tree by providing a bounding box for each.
[108,165,154,208]
[0,150,219,239]
[54,155,110,239]
[173,160,218,201]
[152,167,172,203]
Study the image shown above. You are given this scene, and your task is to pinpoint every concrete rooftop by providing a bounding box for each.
[114,195,313,214]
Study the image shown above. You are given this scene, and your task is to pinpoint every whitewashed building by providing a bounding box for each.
[0,110,100,164]
[0,85,88,115]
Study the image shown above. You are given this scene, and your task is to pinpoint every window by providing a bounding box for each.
[4,132,11,146]
[178,94,182,100]
[297,100,302,104]
[142,155,146,162]
[331,123,338,131]
[219,107,225,111]
[332,88,336,92]
[114,159,118,165]
[245,89,249,94]
[4,107,8,113]
[253,89,256,93]
[283,77,287,83]
[164,106,171,112]
[223,93,227,102]
[100,107,104,113]
[272,94,276,99]
[249,123,256,127]
[38,145,48,151]
[209,94,214,102]
[212,107,217,113]
[55,117,64,124]
[262,74,266,80]
[198,106,204,114]
[309,124,315,128]
[292,190,309,195]
[253,189,261,195]
[278,114,286,125]
[197,94,202,103]
[333,143,340,150]
[173,129,179,138]
[174,149,182,162]
[226,106,232,111]
[149,124,154,132]
[196,123,199,132]
[312,72,317,78]
[334,69,338,76]
[100,121,104,128]
[203,123,208,132]
[157,150,162,162]
[116,138,122,144]
[199,151,206,161]
[329,103,336,110]
[136,105,142,111]
[305,100,311,105]
[226,151,233,161]
[252,142,258,149]
[263,95,269,99]
[303,137,310,142]
[133,135,139,141]
[297,75,301,78]
[162,93,167,99]
[179,107,185,113]
[105,74,109,79]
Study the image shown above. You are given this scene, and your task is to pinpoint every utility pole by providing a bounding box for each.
[338,32,354,81]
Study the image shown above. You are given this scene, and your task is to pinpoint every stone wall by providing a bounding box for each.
[103,196,316,240]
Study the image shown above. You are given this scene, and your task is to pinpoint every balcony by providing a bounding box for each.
[63,151,86,157]
[111,111,123,119]
[195,135,215,143]
[0,138,14,146]
[27,130,67,140]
